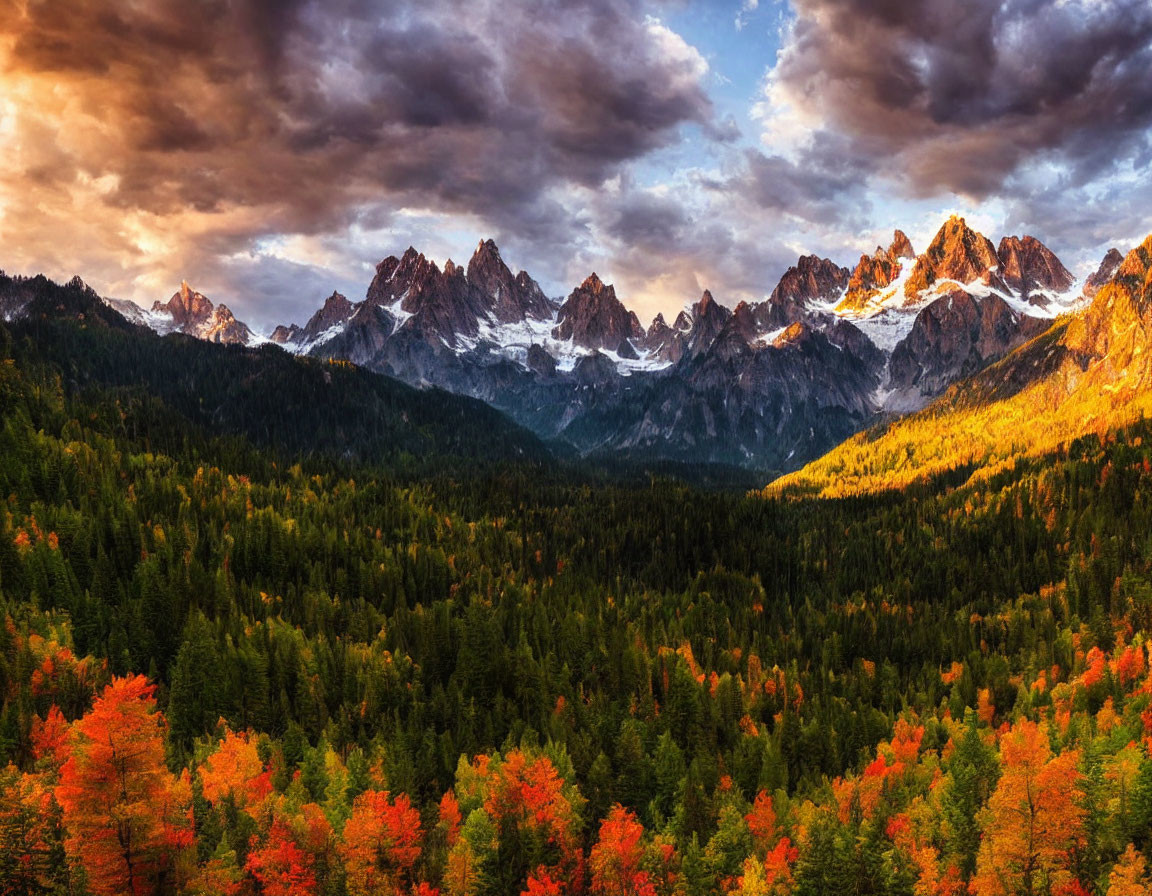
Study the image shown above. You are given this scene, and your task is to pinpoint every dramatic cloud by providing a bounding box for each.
[1,0,1149,330]
[760,0,1152,198]
[0,0,714,323]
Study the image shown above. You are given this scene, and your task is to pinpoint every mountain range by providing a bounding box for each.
[0,216,1128,474]
[774,232,1152,497]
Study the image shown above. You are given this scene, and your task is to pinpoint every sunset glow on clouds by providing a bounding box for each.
[1,0,1151,329]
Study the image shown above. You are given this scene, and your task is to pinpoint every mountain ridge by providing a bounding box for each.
[2,216,1124,474]
[771,233,1152,497]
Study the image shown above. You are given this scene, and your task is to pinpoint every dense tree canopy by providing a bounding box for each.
[3,312,1152,894]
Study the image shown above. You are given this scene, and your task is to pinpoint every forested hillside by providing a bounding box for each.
[4,308,1152,895]
[7,275,549,473]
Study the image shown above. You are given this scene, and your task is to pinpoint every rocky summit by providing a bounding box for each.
[838,231,917,314]
[142,282,257,345]
[904,215,1003,300]
[552,273,643,353]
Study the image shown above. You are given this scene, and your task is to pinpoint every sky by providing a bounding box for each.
[1,0,1151,330]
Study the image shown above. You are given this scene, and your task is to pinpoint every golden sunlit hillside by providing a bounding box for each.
[770,234,1152,498]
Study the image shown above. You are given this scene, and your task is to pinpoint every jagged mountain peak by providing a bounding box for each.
[467,238,505,274]
[904,216,1000,300]
[147,282,255,345]
[293,291,356,344]
[684,290,733,358]
[581,272,608,293]
[366,247,438,308]
[639,310,687,363]
[890,229,915,260]
[730,300,758,335]
[466,237,551,323]
[840,232,915,314]
[995,234,1074,300]
[694,289,725,316]
[154,281,213,321]
[553,272,642,351]
[767,255,850,309]
[756,254,849,333]
[1084,248,1124,299]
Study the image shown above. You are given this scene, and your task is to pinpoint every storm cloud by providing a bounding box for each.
[763,0,1152,198]
[0,0,714,321]
[1,0,1150,328]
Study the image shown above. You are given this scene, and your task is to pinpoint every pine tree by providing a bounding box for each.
[941,711,999,878]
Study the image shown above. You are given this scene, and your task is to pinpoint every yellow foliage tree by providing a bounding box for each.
[970,719,1086,896]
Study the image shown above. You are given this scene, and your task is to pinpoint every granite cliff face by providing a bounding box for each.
[552,274,643,353]
[759,255,851,328]
[996,235,1075,303]
[683,290,732,358]
[271,292,354,346]
[886,290,1050,410]
[638,312,687,364]
[467,239,553,323]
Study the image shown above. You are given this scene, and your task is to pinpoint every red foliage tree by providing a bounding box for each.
[339,790,423,895]
[54,675,191,896]
[439,791,462,848]
[522,866,564,896]
[483,750,576,851]
[246,818,319,896]
[589,805,656,896]
[745,790,777,855]
[30,705,70,770]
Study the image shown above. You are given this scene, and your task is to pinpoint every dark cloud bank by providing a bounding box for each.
[1,0,1151,321]
[766,0,1152,200]
[4,0,712,243]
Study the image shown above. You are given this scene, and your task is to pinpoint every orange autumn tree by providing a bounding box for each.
[588,805,656,896]
[479,749,583,887]
[438,791,463,848]
[339,790,424,895]
[0,763,63,895]
[745,791,778,856]
[735,837,799,896]
[1106,845,1149,896]
[198,727,273,818]
[971,719,1086,896]
[522,866,564,896]
[245,802,333,896]
[483,750,579,852]
[54,675,192,896]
